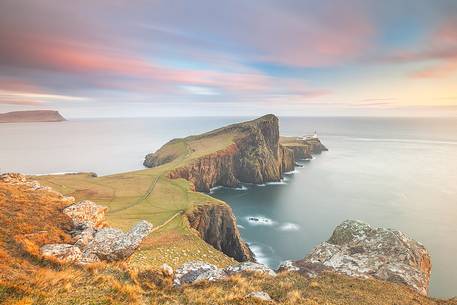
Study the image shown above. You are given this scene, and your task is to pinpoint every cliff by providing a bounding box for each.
[186,202,254,262]
[0,110,66,123]
[144,114,326,192]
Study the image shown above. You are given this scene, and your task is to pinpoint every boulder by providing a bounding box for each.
[41,244,82,262]
[73,226,96,248]
[224,262,276,277]
[277,260,300,272]
[173,261,220,286]
[173,261,277,286]
[281,220,431,295]
[246,291,272,302]
[160,263,174,277]
[84,220,153,261]
[63,200,107,228]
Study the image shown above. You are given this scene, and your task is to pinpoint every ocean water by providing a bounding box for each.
[1,116,457,297]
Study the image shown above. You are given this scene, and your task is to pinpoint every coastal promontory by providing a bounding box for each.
[0,110,66,123]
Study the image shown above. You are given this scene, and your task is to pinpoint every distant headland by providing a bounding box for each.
[0,110,66,123]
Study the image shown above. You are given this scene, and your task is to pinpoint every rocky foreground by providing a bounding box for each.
[1,173,456,304]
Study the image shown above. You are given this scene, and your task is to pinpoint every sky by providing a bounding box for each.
[0,0,456,117]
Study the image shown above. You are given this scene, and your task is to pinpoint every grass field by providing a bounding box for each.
[35,166,236,269]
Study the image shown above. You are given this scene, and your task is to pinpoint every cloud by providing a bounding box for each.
[379,17,457,79]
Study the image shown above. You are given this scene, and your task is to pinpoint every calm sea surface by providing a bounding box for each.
[1,117,456,297]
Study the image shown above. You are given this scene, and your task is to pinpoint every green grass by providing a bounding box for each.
[34,166,236,269]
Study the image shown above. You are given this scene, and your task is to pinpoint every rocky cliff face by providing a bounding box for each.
[278,220,431,295]
[145,114,322,192]
[186,202,254,262]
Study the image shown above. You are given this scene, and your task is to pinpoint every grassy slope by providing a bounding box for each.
[34,126,243,269]
[35,169,235,270]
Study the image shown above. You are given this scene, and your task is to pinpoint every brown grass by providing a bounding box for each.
[1,181,457,305]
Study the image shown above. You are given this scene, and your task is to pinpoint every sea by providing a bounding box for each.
[1,116,456,297]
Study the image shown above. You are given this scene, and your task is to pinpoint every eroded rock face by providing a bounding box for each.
[63,200,107,228]
[84,220,153,261]
[41,244,82,262]
[279,220,431,295]
[186,203,254,262]
[145,115,291,192]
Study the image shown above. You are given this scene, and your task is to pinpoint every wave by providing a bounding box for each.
[279,222,300,231]
[283,169,299,175]
[249,244,272,266]
[266,180,287,185]
[246,216,276,226]
[209,184,247,193]
[237,224,245,229]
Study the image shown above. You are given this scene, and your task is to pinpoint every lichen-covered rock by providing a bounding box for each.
[63,200,107,228]
[246,291,272,302]
[41,244,82,262]
[195,268,227,283]
[173,261,276,286]
[277,260,300,272]
[73,226,96,248]
[84,220,153,261]
[283,220,431,295]
[224,262,276,277]
[173,261,220,286]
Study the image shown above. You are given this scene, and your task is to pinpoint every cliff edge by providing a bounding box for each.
[144,114,326,192]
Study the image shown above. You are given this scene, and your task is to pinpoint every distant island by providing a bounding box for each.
[0,110,66,123]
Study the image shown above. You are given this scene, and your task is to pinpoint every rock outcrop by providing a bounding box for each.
[186,203,254,262]
[39,197,153,264]
[145,114,326,193]
[278,220,431,295]
[41,244,82,263]
[63,200,107,228]
[173,261,276,286]
[279,136,328,161]
[83,220,153,262]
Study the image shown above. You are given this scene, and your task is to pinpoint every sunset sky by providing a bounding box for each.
[0,0,456,117]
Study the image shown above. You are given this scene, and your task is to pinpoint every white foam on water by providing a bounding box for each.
[249,244,270,265]
[246,216,276,226]
[234,185,248,191]
[209,185,223,194]
[237,224,245,229]
[283,169,299,174]
[266,180,287,185]
[279,222,300,231]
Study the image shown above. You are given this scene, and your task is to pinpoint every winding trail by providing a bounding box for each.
[110,174,161,213]
[151,210,184,233]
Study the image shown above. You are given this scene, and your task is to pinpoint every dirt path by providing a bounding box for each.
[110,174,161,213]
